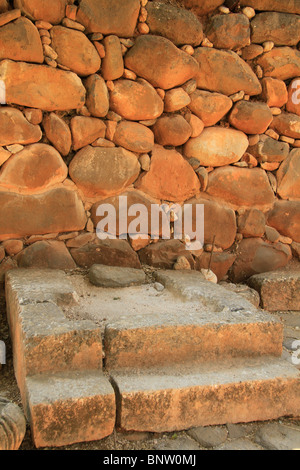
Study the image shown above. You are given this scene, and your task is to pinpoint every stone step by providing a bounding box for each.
[5,270,103,398]
[248,271,300,311]
[24,370,116,448]
[104,270,283,369]
[111,356,300,433]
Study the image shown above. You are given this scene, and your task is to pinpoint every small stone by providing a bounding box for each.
[242,7,255,19]
[201,269,218,284]
[0,147,11,166]
[271,107,281,116]
[263,41,274,53]
[93,41,105,58]
[6,144,24,154]
[2,239,23,256]
[256,65,264,79]
[137,22,149,34]
[43,44,58,60]
[35,20,53,30]
[187,426,228,448]
[24,108,43,125]
[139,153,151,172]
[61,17,85,31]
[92,138,115,148]
[280,136,295,144]
[230,90,245,102]
[44,57,57,67]
[201,37,213,48]
[0,9,21,27]
[219,6,230,13]
[66,4,77,21]
[89,264,145,288]
[164,88,191,112]
[265,129,279,140]
[181,45,194,55]
[153,282,164,292]
[123,69,136,80]
[174,256,191,271]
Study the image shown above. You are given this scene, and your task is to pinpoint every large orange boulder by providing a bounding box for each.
[76,0,140,36]
[84,74,109,118]
[0,143,67,193]
[277,149,300,200]
[251,13,300,46]
[17,241,76,269]
[239,0,300,14]
[125,35,199,90]
[0,107,42,147]
[0,17,43,63]
[231,238,292,282]
[229,101,273,135]
[183,127,248,167]
[185,196,237,250]
[267,200,300,242]
[70,116,106,150]
[135,144,200,202]
[261,77,288,108]
[69,146,140,198]
[110,79,164,121]
[152,115,192,147]
[257,48,300,80]
[206,13,250,51]
[188,90,233,127]
[206,167,275,209]
[0,60,86,111]
[113,121,154,153]
[0,187,86,241]
[270,112,300,139]
[146,1,203,46]
[14,0,67,24]
[50,26,101,77]
[193,48,262,96]
[43,113,72,156]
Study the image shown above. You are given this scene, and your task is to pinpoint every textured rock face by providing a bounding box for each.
[251,13,300,46]
[0,17,43,62]
[229,101,273,135]
[14,0,67,24]
[77,0,140,36]
[0,397,26,450]
[0,107,42,146]
[239,0,300,14]
[69,146,140,198]
[206,13,250,50]
[267,201,300,242]
[193,48,262,96]
[277,149,300,200]
[257,48,300,80]
[188,90,233,127]
[125,35,199,90]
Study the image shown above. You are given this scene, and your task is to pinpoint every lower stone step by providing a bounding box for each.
[111,357,300,433]
[24,370,116,448]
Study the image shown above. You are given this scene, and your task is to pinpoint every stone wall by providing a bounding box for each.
[0,0,299,283]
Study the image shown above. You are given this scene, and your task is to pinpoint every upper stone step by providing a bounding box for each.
[104,271,283,370]
[111,356,300,432]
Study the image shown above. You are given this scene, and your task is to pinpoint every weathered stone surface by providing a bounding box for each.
[125,35,199,90]
[43,113,72,156]
[0,188,87,241]
[135,144,200,202]
[267,200,300,242]
[2,239,23,256]
[206,167,275,209]
[241,44,264,61]
[195,252,236,281]
[251,13,300,46]
[138,240,194,270]
[155,436,201,451]
[164,88,191,113]
[70,117,106,150]
[17,241,76,269]
[84,74,109,118]
[187,426,228,448]
[0,1,9,13]
[113,121,154,154]
[0,143,68,192]
[188,90,232,127]
[220,283,261,308]
[185,196,237,250]
[239,0,300,14]
[255,423,300,450]
[237,209,266,238]
[229,101,273,135]
[14,0,67,24]
[110,79,164,121]
[193,48,262,96]
[69,146,140,198]
[270,112,300,139]
[50,26,100,76]
[111,357,300,431]
[184,127,248,167]
[77,0,140,36]
[248,272,300,311]
[0,147,11,166]
[261,77,288,108]
[89,264,145,288]
[152,115,192,147]
[257,48,300,80]
[182,0,223,16]
[25,371,115,448]
[0,258,17,283]
[277,149,300,200]
[231,238,292,282]
[0,16,43,63]
[0,107,42,147]
[206,13,250,50]
[216,439,263,451]
[101,35,124,81]
[146,1,203,46]
[70,239,141,269]
[248,135,290,163]
[0,398,26,450]
[0,60,86,111]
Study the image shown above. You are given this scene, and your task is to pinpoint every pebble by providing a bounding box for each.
[154,282,164,292]
[62,17,85,31]
[242,7,256,19]
[202,38,213,48]
[137,22,149,34]
[263,41,274,52]
[181,45,194,55]
[139,153,151,171]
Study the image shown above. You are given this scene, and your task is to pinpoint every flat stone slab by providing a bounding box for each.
[255,422,300,450]
[89,264,146,288]
[216,439,263,450]
[25,370,116,448]
[248,271,300,311]
[111,357,300,433]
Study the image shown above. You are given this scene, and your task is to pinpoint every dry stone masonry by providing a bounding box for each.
[0,0,299,280]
